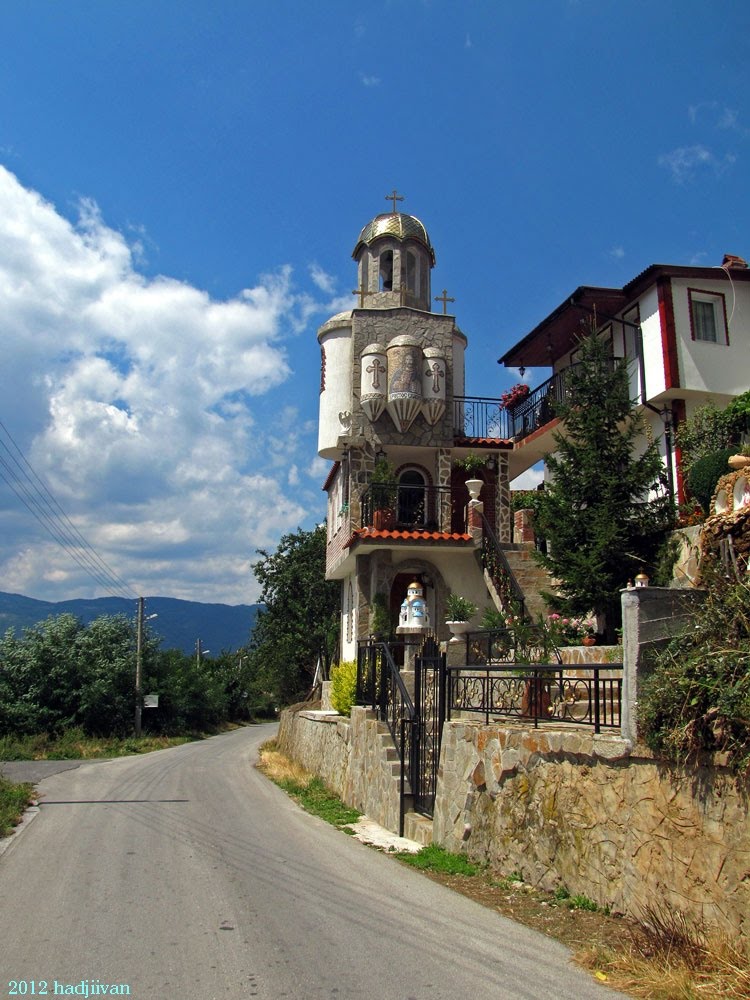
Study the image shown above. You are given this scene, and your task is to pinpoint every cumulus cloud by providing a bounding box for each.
[0,165,328,604]
[359,73,381,87]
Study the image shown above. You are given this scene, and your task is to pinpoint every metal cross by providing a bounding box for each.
[352,286,370,307]
[434,289,455,314]
[366,358,386,390]
[385,189,404,213]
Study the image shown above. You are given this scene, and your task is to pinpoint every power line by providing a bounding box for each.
[0,419,137,600]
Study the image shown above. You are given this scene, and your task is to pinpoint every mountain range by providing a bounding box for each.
[0,591,260,655]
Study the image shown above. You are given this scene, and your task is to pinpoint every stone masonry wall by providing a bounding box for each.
[434,722,750,941]
[277,706,402,833]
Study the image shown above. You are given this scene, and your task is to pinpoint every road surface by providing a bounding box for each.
[0,725,626,999]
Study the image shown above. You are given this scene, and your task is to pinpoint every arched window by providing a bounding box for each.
[379,250,393,291]
[398,469,427,526]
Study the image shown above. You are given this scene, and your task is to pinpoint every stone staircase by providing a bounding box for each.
[488,543,558,622]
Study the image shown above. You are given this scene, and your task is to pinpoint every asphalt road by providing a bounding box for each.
[0,725,627,1000]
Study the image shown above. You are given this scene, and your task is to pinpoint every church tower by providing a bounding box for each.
[318,193,510,660]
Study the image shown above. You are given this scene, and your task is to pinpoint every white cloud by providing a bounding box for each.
[657,144,735,183]
[309,263,336,295]
[359,73,381,87]
[608,246,625,260]
[510,466,544,491]
[0,165,327,604]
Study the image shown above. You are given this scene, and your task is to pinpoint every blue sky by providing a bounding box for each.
[0,0,748,604]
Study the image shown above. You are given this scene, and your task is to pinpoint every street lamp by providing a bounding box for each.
[135,599,158,738]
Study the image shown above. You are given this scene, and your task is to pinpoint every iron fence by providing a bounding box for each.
[446,662,622,732]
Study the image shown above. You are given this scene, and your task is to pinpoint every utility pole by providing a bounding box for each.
[135,596,144,737]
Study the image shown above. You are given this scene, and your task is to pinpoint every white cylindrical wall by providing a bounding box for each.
[318,318,353,459]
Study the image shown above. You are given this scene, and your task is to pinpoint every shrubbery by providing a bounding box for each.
[0,612,247,738]
[639,574,750,774]
[329,660,357,716]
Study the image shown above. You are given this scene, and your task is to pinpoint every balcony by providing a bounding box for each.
[452,396,510,440]
[360,482,475,535]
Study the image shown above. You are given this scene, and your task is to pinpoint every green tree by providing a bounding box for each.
[247,526,340,706]
[533,332,675,640]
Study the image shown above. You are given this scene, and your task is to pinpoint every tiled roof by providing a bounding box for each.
[347,528,473,548]
[453,437,513,447]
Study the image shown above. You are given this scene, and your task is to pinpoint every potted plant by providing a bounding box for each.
[370,457,398,529]
[500,383,530,411]
[445,593,477,642]
[453,453,488,501]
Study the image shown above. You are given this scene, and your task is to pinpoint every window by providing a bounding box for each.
[379,250,393,291]
[689,289,728,345]
[397,469,427,526]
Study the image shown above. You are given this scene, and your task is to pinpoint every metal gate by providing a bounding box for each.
[412,637,446,817]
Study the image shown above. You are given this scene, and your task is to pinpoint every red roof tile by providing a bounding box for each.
[347,528,474,548]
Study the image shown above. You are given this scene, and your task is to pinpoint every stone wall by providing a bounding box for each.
[277,705,402,833]
[433,721,749,941]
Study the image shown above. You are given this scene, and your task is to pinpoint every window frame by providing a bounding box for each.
[688,287,729,345]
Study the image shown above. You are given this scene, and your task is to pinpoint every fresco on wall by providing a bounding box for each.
[387,340,423,432]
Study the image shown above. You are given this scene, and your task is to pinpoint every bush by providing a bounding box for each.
[330,660,358,716]
[639,576,750,773]
[687,448,735,513]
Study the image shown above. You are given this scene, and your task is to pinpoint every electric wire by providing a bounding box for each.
[0,419,137,601]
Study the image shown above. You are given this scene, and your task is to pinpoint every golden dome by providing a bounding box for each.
[353,212,435,264]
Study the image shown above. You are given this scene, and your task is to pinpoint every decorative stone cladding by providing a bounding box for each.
[277,702,750,942]
[434,722,749,942]
[350,309,461,450]
[278,706,401,833]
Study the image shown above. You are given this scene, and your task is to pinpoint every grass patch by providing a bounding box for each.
[0,728,201,761]
[0,776,34,837]
[257,740,361,830]
[395,843,480,876]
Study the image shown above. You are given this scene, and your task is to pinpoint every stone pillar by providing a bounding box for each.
[467,499,483,542]
[514,508,535,544]
[621,586,707,743]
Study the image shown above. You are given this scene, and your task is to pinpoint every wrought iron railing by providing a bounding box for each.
[478,512,527,619]
[360,483,456,533]
[446,662,622,732]
[412,638,445,817]
[506,357,623,440]
[356,639,416,835]
[461,624,562,665]
[453,396,510,439]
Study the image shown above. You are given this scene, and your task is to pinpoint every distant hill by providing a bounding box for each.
[0,591,261,655]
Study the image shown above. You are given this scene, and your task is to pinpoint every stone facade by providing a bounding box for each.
[434,721,749,941]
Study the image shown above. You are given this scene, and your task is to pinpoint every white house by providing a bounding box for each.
[498,255,750,503]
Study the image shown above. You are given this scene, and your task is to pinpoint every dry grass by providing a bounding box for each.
[256,739,313,785]
[577,902,750,999]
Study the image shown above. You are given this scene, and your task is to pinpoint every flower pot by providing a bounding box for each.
[373,508,396,530]
[582,636,596,647]
[465,478,483,501]
[446,620,472,642]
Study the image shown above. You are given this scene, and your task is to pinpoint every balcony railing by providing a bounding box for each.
[360,483,466,533]
[452,396,510,439]
[505,357,623,440]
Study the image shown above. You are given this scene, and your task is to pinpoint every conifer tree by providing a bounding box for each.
[533,331,674,639]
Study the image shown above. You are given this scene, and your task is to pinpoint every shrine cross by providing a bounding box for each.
[434,289,455,314]
[385,189,404,213]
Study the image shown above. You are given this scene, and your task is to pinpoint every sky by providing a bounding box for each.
[0,0,748,606]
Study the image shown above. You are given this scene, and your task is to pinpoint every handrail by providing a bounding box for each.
[478,510,527,619]
[356,639,416,836]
